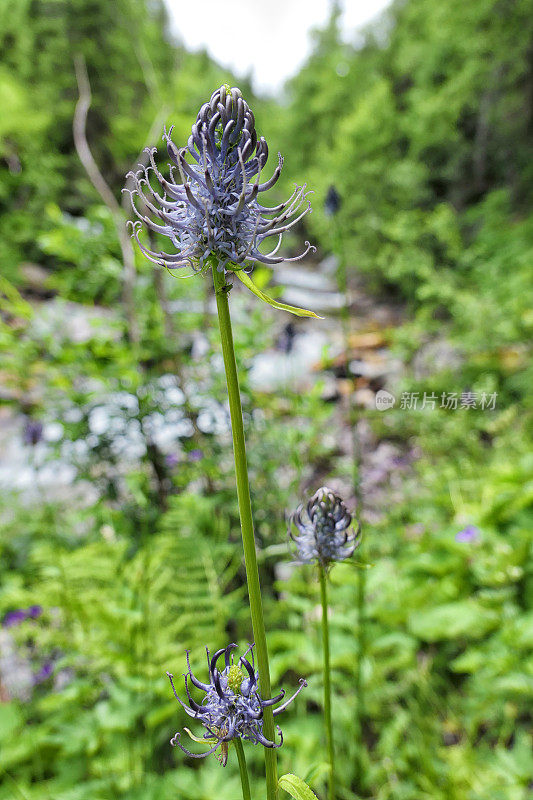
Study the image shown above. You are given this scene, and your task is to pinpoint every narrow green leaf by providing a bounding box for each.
[234,269,323,318]
[0,277,33,318]
[183,726,217,745]
[278,773,320,800]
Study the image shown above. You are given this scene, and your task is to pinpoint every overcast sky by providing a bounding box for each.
[165,0,391,94]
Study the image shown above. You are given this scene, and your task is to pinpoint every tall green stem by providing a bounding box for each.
[333,220,366,788]
[354,565,366,784]
[234,739,252,800]
[212,264,278,800]
[319,564,335,800]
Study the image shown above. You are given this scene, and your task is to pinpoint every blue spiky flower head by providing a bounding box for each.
[125,86,319,316]
[288,486,361,569]
[167,643,306,764]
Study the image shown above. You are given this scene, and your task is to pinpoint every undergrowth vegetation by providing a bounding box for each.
[0,0,531,798]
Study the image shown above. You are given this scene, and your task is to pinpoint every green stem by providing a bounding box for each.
[212,264,278,800]
[354,565,366,784]
[319,564,335,800]
[333,220,366,788]
[234,739,252,800]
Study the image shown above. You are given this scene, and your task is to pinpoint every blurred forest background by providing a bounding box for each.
[0,0,532,799]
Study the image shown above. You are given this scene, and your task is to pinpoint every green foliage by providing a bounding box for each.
[0,494,245,799]
[0,0,532,798]
[0,0,237,282]
[281,0,533,313]
[279,773,320,800]
[38,204,123,304]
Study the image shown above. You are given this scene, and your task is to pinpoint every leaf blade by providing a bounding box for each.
[234,270,323,319]
[278,773,320,800]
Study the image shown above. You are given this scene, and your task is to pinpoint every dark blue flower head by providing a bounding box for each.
[125,85,315,279]
[167,643,306,764]
[288,486,361,568]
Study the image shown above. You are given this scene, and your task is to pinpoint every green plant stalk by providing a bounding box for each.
[212,263,278,800]
[333,220,366,787]
[234,739,252,800]
[354,565,366,783]
[319,564,335,800]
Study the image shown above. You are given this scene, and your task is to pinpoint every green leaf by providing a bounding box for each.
[233,270,323,318]
[408,600,499,641]
[0,277,33,318]
[491,673,533,698]
[0,703,23,743]
[278,773,320,800]
[183,727,217,745]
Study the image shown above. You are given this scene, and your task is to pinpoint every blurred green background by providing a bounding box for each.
[0,0,532,798]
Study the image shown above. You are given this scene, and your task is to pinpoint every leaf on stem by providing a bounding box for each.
[183,727,217,745]
[233,270,323,319]
[278,773,320,800]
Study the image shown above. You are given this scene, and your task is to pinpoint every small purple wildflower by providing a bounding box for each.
[23,419,43,447]
[288,486,361,569]
[188,449,204,462]
[34,661,54,684]
[3,606,42,628]
[165,453,179,468]
[125,85,315,275]
[3,610,28,628]
[167,643,306,764]
[455,525,481,543]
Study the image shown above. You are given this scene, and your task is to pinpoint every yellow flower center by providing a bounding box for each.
[227,664,244,695]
